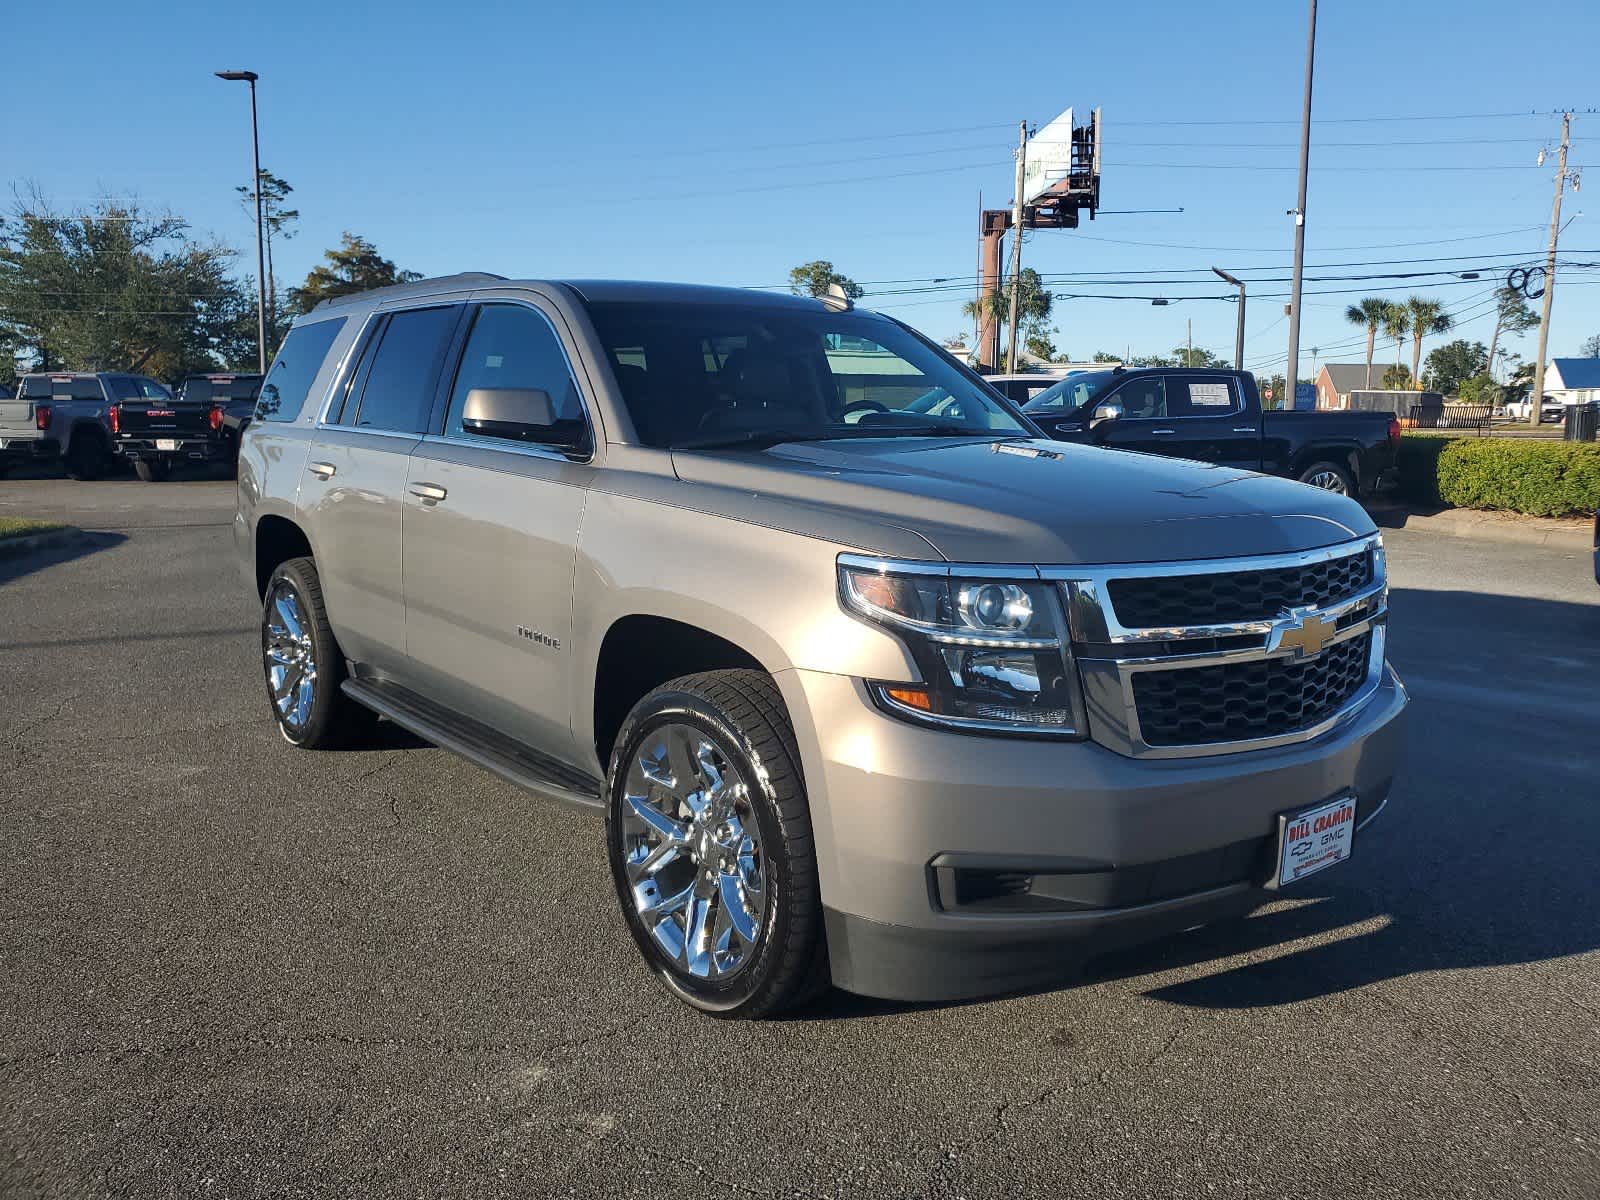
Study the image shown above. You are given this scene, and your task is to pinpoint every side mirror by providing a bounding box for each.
[461,387,588,454]
[1091,402,1123,426]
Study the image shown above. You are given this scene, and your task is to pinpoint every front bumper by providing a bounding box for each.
[117,437,225,462]
[779,664,1408,1003]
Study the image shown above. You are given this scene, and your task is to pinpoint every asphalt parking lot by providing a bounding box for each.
[2,475,1597,1199]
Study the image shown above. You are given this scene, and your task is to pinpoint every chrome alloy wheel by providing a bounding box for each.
[263,580,317,733]
[1305,468,1350,495]
[620,723,767,979]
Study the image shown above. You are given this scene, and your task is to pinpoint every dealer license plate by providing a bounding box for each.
[156,438,178,451]
[1273,794,1357,886]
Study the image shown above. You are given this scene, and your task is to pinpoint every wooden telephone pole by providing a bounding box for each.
[1528,113,1575,428]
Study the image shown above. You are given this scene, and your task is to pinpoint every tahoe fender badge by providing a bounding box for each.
[517,625,561,650]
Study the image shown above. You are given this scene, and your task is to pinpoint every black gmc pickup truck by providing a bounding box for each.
[110,395,228,481]
[1021,367,1400,497]
[172,373,263,467]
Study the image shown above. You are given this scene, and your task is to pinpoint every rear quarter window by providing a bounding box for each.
[255,318,348,423]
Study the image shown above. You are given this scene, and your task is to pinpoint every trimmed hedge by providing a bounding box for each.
[1397,432,1600,517]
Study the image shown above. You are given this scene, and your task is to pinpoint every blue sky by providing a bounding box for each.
[5,0,1598,378]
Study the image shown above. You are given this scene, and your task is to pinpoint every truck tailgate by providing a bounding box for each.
[115,403,216,437]
[0,399,40,440]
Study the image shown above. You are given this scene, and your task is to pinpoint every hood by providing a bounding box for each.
[671,437,1374,565]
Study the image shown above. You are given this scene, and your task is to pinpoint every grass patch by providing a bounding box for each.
[0,517,67,541]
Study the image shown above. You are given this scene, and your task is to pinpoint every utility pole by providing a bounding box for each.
[1528,112,1575,429]
[1283,0,1317,412]
[1006,121,1027,373]
[1212,267,1246,368]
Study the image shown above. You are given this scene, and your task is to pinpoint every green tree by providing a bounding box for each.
[1381,363,1413,390]
[1091,350,1122,363]
[787,260,863,300]
[1381,302,1411,378]
[1486,286,1538,381]
[1423,339,1489,396]
[0,195,254,378]
[1578,333,1600,358]
[235,169,299,350]
[1344,296,1390,391]
[1023,323,1061,364]
[961,268,1054,370]
[1171,346,1222,368]
[288,233,421,315]
[1404,296,1451,391]
[1456,373,1499,405]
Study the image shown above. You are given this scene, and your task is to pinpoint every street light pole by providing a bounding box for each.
[1283,0,1317,412]
[1212,266,1246,368]
[216,69,268,373]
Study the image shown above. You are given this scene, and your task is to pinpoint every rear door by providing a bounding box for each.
[298,303,464,674]
[401,298,594,757]
[1156,374,1261,471]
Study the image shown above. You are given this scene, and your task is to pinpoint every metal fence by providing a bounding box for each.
[1409,403,1493,433]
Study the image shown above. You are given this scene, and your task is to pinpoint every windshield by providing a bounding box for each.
[1023,370,1119,415]
[583,300,1032,448]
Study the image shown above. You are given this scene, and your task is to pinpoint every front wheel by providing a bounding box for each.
[606,670,828,1018]
[260,557,376,749]
[1297,461,1355,497]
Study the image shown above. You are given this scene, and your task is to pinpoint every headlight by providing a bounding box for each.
[838,556,1086,737]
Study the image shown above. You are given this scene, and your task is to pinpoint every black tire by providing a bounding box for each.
[1297,461,1355,497]
[260,556,378,749]
[606,669,828,1018]
[63,433,109,481]
[133,459,170,483]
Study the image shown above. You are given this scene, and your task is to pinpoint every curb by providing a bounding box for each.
[0,527,87,561]
[1369,505,1593,550]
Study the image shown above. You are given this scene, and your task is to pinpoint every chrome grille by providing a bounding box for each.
[1106,550,1372,627]
[1046,536,1387,759]
[1131,632,1372,747]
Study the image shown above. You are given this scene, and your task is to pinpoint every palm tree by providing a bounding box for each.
[1344,297,1390,390]
[1405,296,1452,391]
[1381,303,1411,386]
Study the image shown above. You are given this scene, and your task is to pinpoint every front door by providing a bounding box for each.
[298,303,463,674]
[401,300,593,761]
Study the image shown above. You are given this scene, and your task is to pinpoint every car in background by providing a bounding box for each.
[2,372,171,479]
[173,373,264,467]
[1023,366,1400,498]
[1504,397,1566,423]
[984,373,1068,407]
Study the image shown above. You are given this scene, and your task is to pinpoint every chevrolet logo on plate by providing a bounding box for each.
[1266,607,1337,660]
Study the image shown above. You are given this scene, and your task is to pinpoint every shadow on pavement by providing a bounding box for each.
[0,531,127,587]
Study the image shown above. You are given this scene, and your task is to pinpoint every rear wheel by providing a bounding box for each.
[1297,461,1355,497]
[261,556,377,749]
[606,670,828,1018]
[133,458,171,483]
[63,434,109,481]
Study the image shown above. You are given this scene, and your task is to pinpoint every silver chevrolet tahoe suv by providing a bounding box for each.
[236,272,1407,1017]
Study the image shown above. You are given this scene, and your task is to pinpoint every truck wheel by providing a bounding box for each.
[606,669,828,1018]
[63,435,109,481]
[133,459,171,483]
[1298,461,1354,496]
[260,556,377,749]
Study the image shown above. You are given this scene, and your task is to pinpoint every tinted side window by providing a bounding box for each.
[257,318,347,423]
[444,304,586,440]
[107,377,143,400]
[351,306,459,434]
[1168,376,1238,418]
[1114,376,1167,419]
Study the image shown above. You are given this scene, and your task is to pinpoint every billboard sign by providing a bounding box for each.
[1023,107,1076,204]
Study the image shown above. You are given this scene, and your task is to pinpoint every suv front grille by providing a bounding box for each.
[1131,632,1372,747]
[1106,549,1372,628]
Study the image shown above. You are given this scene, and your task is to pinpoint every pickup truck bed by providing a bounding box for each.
[1021,367,1400,497]
[0,398,60,474]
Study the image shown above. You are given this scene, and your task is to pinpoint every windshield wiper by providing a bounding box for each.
[670,428,837,451]
[670,422,1018,452]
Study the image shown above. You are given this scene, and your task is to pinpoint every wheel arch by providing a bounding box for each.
[254,514,315,598]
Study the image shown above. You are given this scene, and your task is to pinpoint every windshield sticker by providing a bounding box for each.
[1190,383,1232,407]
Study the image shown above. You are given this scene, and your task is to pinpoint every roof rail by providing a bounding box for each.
[312,271,508,311]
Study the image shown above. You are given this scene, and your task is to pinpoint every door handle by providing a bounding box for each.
[309,461,336,479]
[1232,426,1256,433]
[1150,428,1177,436]
[408,482,448,504]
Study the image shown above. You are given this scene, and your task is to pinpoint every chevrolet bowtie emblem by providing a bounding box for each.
[1266,607,1337,660]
